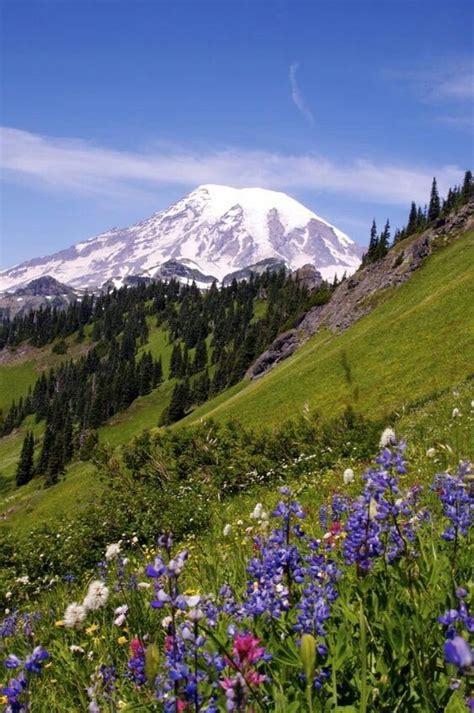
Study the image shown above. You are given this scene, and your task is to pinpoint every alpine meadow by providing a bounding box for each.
[0,2,473,712]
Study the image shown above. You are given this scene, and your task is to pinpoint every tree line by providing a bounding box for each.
[6,270,334,486]
[362,170,473,265]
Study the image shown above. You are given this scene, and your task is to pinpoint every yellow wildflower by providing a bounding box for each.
[54,620,65,627]
[85,624,100,635]
[117,636,128,645]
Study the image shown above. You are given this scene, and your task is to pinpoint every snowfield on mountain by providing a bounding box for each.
[0,185,361,292]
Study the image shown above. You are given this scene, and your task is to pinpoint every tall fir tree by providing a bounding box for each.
[428,177,441,222]
[16,431,35,486]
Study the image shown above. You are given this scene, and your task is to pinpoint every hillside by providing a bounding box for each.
[184,226,474,428]
[0,202,473,713]
[0,218,472,537]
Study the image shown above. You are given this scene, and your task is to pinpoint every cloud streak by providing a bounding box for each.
[289,62,315,125]
[0,126,465,207]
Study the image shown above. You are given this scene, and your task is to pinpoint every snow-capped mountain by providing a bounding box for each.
[0,185,362,292]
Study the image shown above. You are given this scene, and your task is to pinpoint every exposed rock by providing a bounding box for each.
[0,275,79,318]
[246,198,474,379]
[223,258,286,285]
[290,264,323,291]
[245,329,302,379]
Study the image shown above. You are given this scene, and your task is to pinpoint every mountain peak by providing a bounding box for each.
[0,186,361,292]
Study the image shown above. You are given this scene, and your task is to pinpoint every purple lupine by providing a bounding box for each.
[343,441,421,569]
[433,461,473,542]
[439,587,474,705]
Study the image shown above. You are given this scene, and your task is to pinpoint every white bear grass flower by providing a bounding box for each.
[83,580,109,611]
[105,542,121,560]
[64,602,87,629]
[380,427,397,448]
[343,468,355,485]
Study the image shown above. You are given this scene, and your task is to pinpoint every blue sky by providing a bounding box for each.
[1,0,473,267]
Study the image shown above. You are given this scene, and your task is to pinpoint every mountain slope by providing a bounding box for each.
[0,185,361,291]
[184,228,474,428]
[1,227,472,535]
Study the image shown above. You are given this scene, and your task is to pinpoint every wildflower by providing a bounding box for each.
[105,542,121,560]
[343,468,355,485]
[4,654,21,669]
[223,523,232,537]
[70,645,85,654]
[380,427,397,447]
[64,602,87,628]
[117,636,128,645]
[452,407,461,418]
[83,581,109,611]
[426,447,436,458]
[444,636,473,669]
[433,462,473,541]
[24,647,48,673]
[15,576,29,585]
[137,582,151,590]
[114,605,129,627]
[127,638,146,686]
[233,633,266,666]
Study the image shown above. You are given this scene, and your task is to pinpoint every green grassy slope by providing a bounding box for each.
[1,230,472,535]
[184,231,474,428]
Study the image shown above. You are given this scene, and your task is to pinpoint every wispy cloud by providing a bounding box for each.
[385,59,474,102]
[289,62,315,125]
[0,126,464,206]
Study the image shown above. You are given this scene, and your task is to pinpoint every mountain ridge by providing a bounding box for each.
[0,185,361,292]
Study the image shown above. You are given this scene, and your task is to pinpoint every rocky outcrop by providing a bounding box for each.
[290,264,323,291]
[0,275,79,318]
[245,329,302,379]
[247,198,474,378]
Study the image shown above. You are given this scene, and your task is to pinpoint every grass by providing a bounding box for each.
[1,230,472,537]
[0,361,38,412]
[184,231,474,429]
[0,333,94,412]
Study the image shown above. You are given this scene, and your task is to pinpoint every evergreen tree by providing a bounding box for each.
[138,351,154,395]
[16,431,35,486]
[428,177,441,222]
[407,202,418,234]
[363,220,378,264]
[462,170,473,202]
[165,379,190,423]
[377,220,390,258]
[193,339,208,372]
[169,343,183,378]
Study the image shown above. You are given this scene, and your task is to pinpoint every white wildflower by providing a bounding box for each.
[426,447,436,458]
[15,575,29,585]
[343,468,355,485]
[380,427,397,448]
[223,523,232,537]
[250,503,264,520]
[105,542,121,560]
[69,645,85,654]
[471,400,474,410]
[114,605,128,627]
[161,616,172,629]
[83,581,109,611]
[132,536,139,544]
[64,602,87,628]
[137,582,151,590]
[452,408,461,419]
[5,592,12,600]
